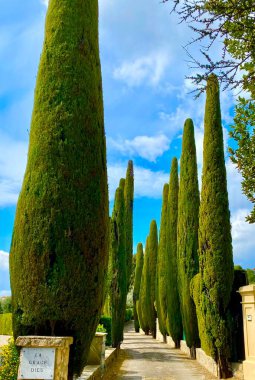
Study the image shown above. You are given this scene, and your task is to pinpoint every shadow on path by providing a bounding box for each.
[104,322,217,380]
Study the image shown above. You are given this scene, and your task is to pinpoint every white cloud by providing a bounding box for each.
[0,179,21,206]
[226,160,252,212]
[108,163,168,201]
[0,251,9,271]
[113,51,170,87]
[231,209,255,266]
[41,0,49,7]
[0,134,27,206]
[108,134,170,162]
[0,290,11,297]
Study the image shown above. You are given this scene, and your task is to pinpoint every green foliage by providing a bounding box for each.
[133,243,144,332]
[99,316,112,346]
[156,184,169,337]
[0,313,12,335]
[148,220,158,338]
[166,158,182,347]
[129,253,136,291]
[125,308,133,322]
[229,98,255,223]
[195,74,234,378]
[125,161,134,290]
[119,178,126,193]
[169,1,255,93]
[137,237,150,335]
[96,324,106,333]
[228,269,247,362]
[177,119,200,355]
[110,187,127,348]
[169,0,255,220]
[0,297,12,314]
[246,268,255,284]
[0,338,19,380]
[9,1,109,376]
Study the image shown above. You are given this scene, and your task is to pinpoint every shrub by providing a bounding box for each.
[0,297,12,314]
[0,313,12,335]
[99,316,112,346]
[96,324,106,333]
[0,338,19,380]
[125,308,133,322]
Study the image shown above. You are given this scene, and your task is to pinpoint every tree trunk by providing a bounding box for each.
[190,346,196,359]
[218,355,232,379]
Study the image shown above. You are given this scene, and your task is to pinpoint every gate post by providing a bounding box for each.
[239,285,255,380]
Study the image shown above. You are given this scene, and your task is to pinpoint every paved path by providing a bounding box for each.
[104,323,217,380]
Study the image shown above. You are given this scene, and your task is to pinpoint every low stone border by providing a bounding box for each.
[180,339,243,379]
[76,347,118,380]
[156,320,243,379]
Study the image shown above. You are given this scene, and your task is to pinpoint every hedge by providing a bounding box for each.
[99,316,112,346]
[0,314,12,335]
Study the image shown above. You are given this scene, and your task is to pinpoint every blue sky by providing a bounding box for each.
[0,0,254,295]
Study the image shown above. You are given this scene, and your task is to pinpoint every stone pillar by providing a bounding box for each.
[16,336,73,380]
[87,332,107,367]
[239,285,255,380]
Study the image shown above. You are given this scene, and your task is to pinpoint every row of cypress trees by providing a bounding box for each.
[136,221,158,338]
[109,161,134,347]
[133,74,234,378]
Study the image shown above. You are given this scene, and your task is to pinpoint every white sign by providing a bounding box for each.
[18,347,55,379]
[247,315,252,322]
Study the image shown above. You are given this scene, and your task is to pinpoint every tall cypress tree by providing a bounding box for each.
[119,178,126,193]
[177,119,200,358]
[193,74,234,378]
[157,184,169,341]
[125,160,134,290]
[133,243,144,333]
[148,220,158,338]
[166,157,182,348]
[9,1,108,376]
[137,237,150,335]
[110,187,127,348]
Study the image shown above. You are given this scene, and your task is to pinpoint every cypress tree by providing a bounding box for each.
[137,237,150,335]
[166,157,183,348]
[102,217,113,318]
[9,1,108,376]
[110,187,127,348]
[157,184,169,341]
[133,243,144,333]
[119,178,126,193]
[194,74,234,378]
[148,220,158,338]
[177,119,200,359]
[125,160,134,290]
